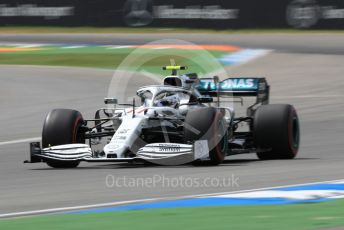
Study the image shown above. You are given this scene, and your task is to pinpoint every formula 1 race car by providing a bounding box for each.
[25,66,300,168]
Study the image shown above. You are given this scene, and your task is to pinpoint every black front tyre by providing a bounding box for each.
[42,109,85,168]
[184,107,228,165]
[253,104,300,160]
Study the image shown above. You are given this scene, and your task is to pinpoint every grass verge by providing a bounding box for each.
[1,199,344,230]
[0,46,229,76]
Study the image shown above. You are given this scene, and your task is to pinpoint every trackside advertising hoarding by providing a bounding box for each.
[0,0,343,29]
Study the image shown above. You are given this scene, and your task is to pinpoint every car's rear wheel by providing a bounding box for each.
[184,107,228,165]
[42,109,85,168]
[253,104,300,160]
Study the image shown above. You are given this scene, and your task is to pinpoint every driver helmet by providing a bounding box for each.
[156,94,179,108]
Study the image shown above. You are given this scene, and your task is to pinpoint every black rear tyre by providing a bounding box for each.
[42,109,85,168]
[184,107,228,165]
[254,104,300,160]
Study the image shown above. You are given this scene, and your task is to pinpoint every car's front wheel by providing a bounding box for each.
[184,107,228,165]
[42,109,85,168]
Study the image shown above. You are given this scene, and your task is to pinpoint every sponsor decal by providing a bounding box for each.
[198,78,257,92]
[194,140,209,160]
[0,4,74,19]
[111,136,126,144]
[158,144,181,152]
[321,6,344,19]
[221,78,256,90]
[154,5,239,20]
[113,136,126,140]
[286,0,320,28]
[199,79,217,91]
[117,129,130,134]
[287,0,344,28]
[123,0,153,26]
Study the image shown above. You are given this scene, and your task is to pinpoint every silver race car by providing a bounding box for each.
[25,66,300,168]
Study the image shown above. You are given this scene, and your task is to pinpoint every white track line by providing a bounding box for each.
[0,198,159,218]
[1,178,344,218]
[0,137,41,146]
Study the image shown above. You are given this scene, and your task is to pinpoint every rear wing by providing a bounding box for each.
[196,77,270,115]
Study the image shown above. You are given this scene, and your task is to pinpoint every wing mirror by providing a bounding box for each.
[104,98,118,104]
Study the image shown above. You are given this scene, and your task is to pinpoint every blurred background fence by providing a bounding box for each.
[0,0,343,29]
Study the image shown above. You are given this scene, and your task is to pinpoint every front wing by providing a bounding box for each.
[26,141,210,166]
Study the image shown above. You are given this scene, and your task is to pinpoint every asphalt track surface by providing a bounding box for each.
[0,33,344,215]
